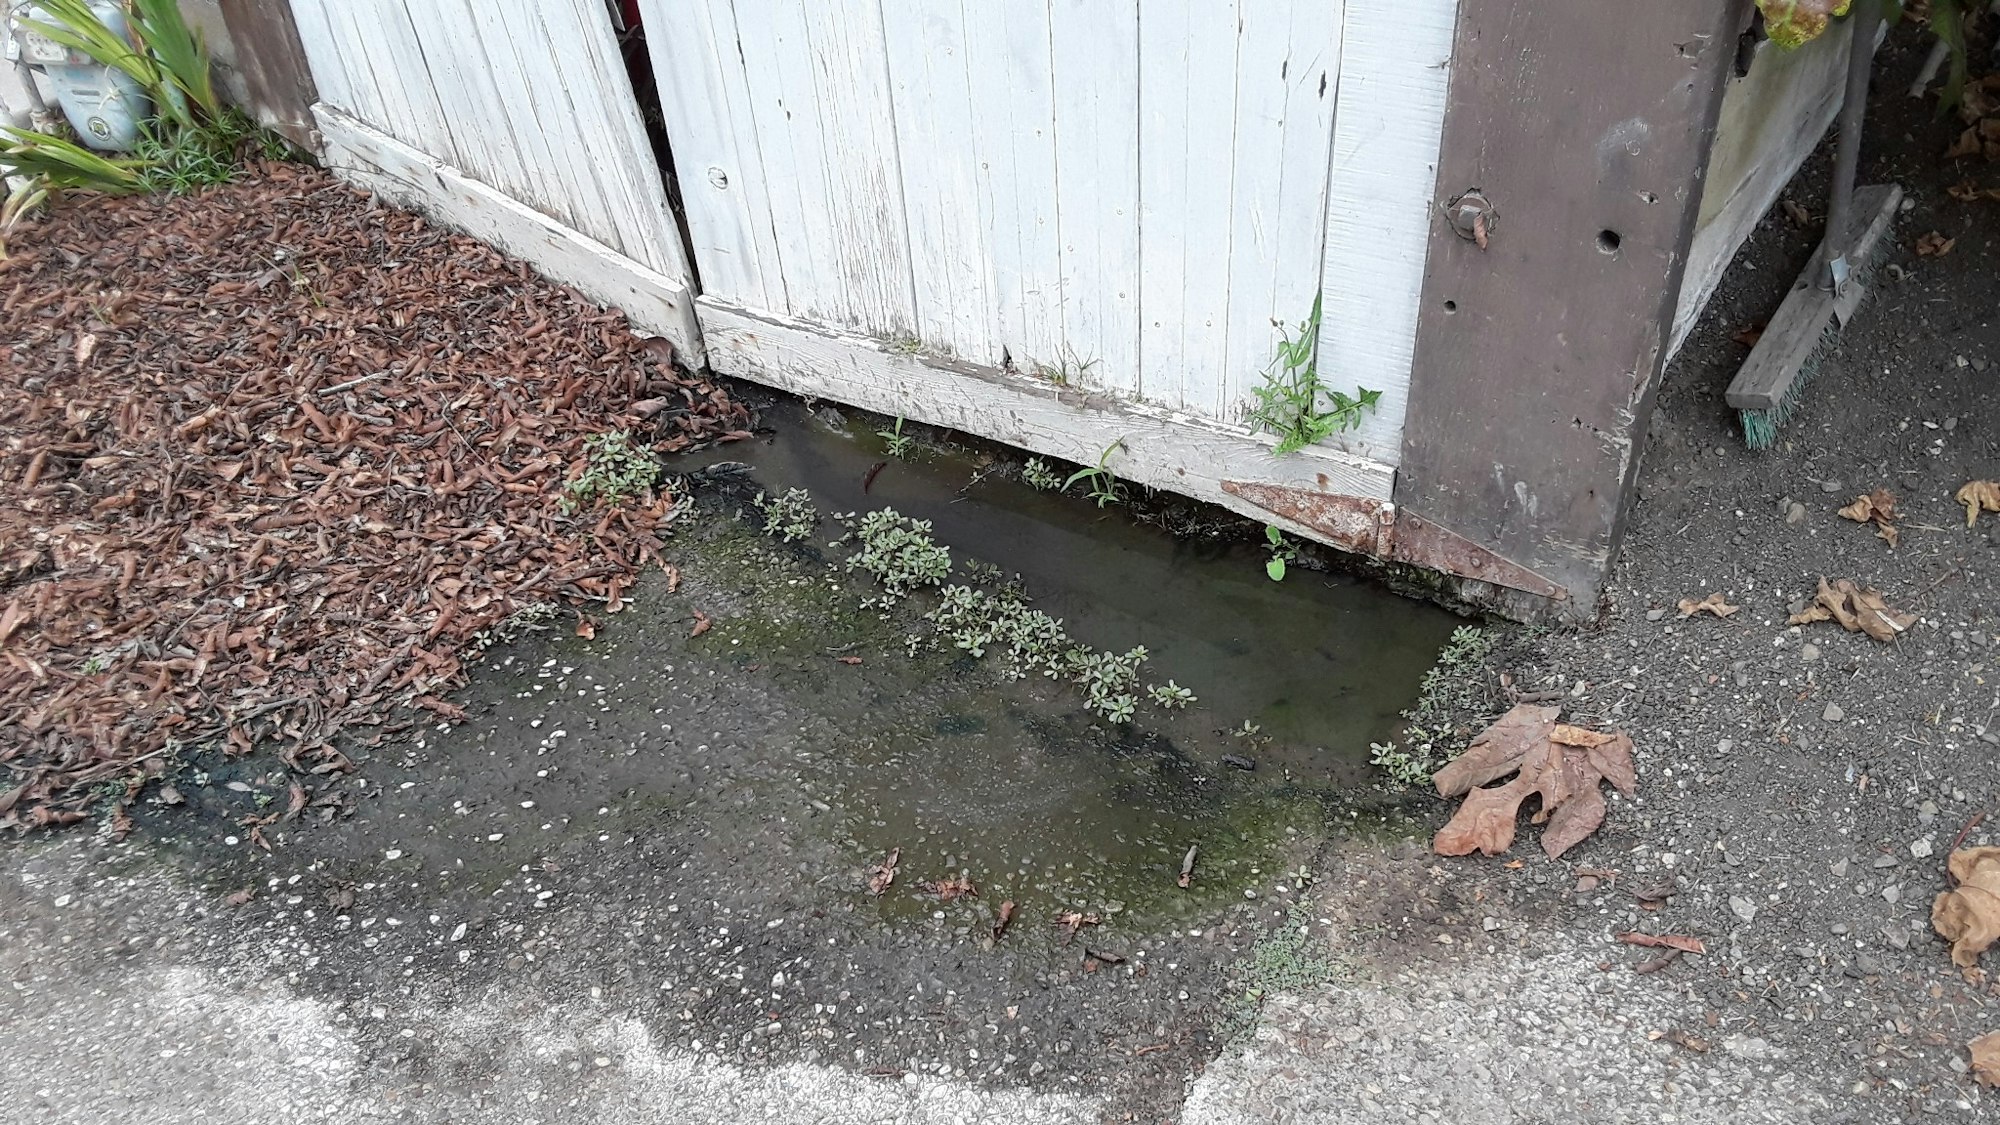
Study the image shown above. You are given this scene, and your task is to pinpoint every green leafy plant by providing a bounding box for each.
[752,487,818,543]
[1263,526,1300,582]
[1367,625,1496,787]
[0,129,144,192]
[923,582,1192,723]
[877,415,916,460]
[0,176,51,260]
[836,508,952,605]
[6,0,275,196]
[1247,295,1381,455]
[1032,346,1098,387]
[1758,0,1854,48]
[1063,439,1126,508]
[560,430,659,513]
[1021,457,1064,492]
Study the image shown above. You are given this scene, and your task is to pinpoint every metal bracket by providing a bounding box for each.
[1221,480,1568,601]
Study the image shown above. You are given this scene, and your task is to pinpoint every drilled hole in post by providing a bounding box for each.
[1442,299,1458,313]
[1596,230,1622,255]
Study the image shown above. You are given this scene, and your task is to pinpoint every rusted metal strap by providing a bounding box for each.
[1221,480,1568,601]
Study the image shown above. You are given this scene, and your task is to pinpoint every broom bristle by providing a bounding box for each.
[1735,261,1877,450]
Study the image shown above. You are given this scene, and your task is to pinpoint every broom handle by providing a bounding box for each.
[1821,0,1881,289]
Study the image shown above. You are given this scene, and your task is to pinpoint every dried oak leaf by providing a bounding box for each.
[1787,576,1914,643]
[993,900,1016,940]
[1957,480,2000,528]
[1838,488,1900,547]
[1676,593,1739,619]
[1932,846,2000,970]
[688,610,712,638]
[866,847,900,896]
[1916,231,1957,257]
[1972,1031,2000,1088]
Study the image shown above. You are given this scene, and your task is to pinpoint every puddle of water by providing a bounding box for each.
[693,397,1462,767]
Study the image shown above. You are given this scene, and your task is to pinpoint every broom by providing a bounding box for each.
[1728,0,1902,449]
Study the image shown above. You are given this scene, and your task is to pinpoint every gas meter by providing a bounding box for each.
[8,1,149,151]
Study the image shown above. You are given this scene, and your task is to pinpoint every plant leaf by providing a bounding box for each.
[1266,557,1285,582]
[1758,0,1854,48]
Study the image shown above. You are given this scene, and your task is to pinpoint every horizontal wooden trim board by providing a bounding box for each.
[695,298,1397,541]
[312,105,704,364]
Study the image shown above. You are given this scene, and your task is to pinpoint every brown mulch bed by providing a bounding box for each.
[0,163,750,834]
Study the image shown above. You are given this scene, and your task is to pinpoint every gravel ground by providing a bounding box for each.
[5,21,2000,1125]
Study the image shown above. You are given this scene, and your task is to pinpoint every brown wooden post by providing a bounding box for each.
[1396,0,1748,619]
[217,0,318,152]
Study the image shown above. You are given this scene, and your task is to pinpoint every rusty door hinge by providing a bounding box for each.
[1221,480,1568,601]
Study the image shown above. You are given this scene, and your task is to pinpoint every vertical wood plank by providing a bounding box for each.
[1218,0,1343,422]
[961,0,1063,372]
[218,0,318,149]
[1137,0,1240,415]
[640,0,784,313]
[880,0,993,360]
[463,0,587,235]
[1048,0,1140,395]
[1397,0,1739,608]
[1316,0,1458,467]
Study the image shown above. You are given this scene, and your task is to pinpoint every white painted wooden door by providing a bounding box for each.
[644,0,1456,472]
[287,0,703,358]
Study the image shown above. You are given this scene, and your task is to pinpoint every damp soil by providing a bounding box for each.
[112,385,1462,1116]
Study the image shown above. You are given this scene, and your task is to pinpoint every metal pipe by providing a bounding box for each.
[1820,0,1881,290]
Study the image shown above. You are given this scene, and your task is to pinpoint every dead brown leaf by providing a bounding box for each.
[1781,198,1812,227]
[1972,1031,2000,1088]
[921,874,978,902]
[1676,592,1740,619]
[688,610,712,638]
[836,655,863,665]
[224,888,255,907]
[1177,844,1198,889]
[1947,179,2000,203]
[574,615,597,640]
[993,900,1016,940]
[1731,324,1765,348]
[663,563,682,594]
[1665,1029,1710,1053]
[1787,576,1915,643]
[1838,488,1900,547]
[1434,708,1635,860]
[1054,910,1101,945]
[866,847,900,896]
[1916,230,1957,257]
[1617,931,1707,955]
[1932,847,2000,970]
[1551,725,1614,748]
[1957,480,2000,528]
[1433,703,1559,796]
[1083,947,1125,968]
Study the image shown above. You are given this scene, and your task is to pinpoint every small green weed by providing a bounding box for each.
[561,430,659,513]
[1368,625,1496,787]
[80,652,111,675]
[923,583,1192,724]
[1063,439,1126,508]
[1247,295,1382,454]
[1219,896,1354,1045]
[1021,457,1065,492]
[1263,526,1300,582]
[1032,347,1098,387]
[877,415,916,460]
[752,487,818,543]
[836,508,952,605]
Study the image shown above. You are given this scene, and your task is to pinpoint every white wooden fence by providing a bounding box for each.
[287,0,704,360]
[282,0,1463,534]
